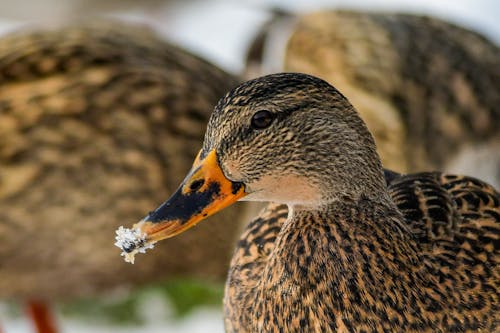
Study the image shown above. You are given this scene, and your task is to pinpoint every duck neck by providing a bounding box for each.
[290,194,412,247]
[248,196,439,331]
[266,196,425,286]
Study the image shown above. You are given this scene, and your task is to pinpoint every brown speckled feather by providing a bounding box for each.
[225,171,499,331]
[0,21,245,300]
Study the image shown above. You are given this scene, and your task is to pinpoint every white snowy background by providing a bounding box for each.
[0,0,499,74]
[0,0,498,332]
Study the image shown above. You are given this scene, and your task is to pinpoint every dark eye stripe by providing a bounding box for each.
[251,110,274,129]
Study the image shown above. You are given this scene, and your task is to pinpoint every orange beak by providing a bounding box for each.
[130,149,245,246]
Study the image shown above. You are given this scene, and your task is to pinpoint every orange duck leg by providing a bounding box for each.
[26,301,57,333]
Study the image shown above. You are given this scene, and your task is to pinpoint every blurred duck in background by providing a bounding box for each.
[0,20,249,333]
[246,10,500,187]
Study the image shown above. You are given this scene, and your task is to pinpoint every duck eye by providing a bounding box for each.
[251,110,274,129]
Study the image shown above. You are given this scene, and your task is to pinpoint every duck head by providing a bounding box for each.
[124,73,387,245]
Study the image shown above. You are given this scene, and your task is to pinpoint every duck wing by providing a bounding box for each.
[386,171,499,328]
[386,171,499,258]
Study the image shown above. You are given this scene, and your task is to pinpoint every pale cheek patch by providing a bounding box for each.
[246,174,321,205]
[114,226,157,264]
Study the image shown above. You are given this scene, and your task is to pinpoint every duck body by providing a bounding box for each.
[120,73,499,332]
[225,172,499,332]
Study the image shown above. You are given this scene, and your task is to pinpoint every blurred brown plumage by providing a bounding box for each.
[246,10,500,186]
[0,21,248,302]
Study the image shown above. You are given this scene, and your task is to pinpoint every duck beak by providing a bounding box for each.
[134,149,246,242]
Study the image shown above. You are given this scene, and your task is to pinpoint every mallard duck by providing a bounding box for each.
[0,20,250,332]
[246,10,500,186]
[120,73,499,331]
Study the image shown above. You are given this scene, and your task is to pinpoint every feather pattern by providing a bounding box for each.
[225,172,499,331]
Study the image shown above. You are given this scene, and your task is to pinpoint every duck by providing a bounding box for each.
[0,20,252,332]
[245,10,500,187]
[120,73,499,331]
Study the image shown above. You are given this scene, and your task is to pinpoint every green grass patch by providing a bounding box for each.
[150,278,224,317]
[60,278,224,325]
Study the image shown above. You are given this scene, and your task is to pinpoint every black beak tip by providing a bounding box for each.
[142,211,157,223]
